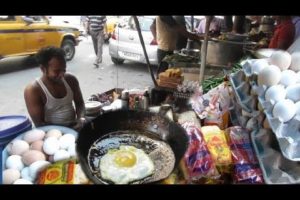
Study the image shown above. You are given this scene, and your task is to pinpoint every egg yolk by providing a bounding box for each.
[114,150,137,167]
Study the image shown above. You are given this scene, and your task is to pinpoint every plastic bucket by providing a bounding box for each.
[0,115,32,184]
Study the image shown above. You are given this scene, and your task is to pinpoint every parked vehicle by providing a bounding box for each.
[0,16,80,61]
[109,16,158,65]
[48,16,86,36]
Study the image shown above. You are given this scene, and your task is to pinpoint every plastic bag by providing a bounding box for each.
[190,82,231,129]
[225,126,264,183]
[180,122,220,183]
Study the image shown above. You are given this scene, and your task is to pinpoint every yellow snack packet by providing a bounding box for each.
[37,159,76,184]
[200,126,232,173]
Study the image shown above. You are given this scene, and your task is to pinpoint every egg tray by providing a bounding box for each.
[253,80,300,162]
[229,71,260,116]
[237,63,300,162]
[251,128,300,184]
[228,96,264,132]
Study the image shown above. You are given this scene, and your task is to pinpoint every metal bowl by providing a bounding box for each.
[181,48,200,58]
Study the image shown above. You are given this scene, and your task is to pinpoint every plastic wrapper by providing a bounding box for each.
[190,82,231,129]
[200,126,233,174]
[37,159,76,184]
[179,122,220,184]
[37,159,90,184]
[225,126,264,183]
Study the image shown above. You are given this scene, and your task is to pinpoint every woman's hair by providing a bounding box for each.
[35,46,65,68]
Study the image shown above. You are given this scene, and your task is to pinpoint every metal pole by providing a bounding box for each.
[191,15,194,32]
[199,16,212,84]
[132,16,158,87]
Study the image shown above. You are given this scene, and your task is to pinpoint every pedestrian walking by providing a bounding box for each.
[87,16,107,68]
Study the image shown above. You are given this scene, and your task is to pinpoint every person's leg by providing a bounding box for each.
[90,30,98,55]
[95,31,105,65]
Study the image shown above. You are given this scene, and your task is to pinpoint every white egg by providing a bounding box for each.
[270,50,292,71]
[280,70,297,87]
[21,167,34,182]
[289,52,300,72]
[273,99,296,122]
[294,101,300,120]
[265,85,287,105]
[252,58,269,74]
[3,169,21,184]
[258,65,281,87]
[296,71,300,83]
[6,155,24,171]
[29,160,51,180]
[7,140,29,156]
[43,137,60,155]
[58,134,75,149]
[53,149,70,162]
[99,145,154,184]
[45,129,62,138]
[23,129,45,144]
[67,143,77,158]
[13,179,33,184]
[286,84,300,102]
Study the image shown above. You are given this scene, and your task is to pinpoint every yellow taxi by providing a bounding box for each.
[104,16,130,42]
[0,16,80,61]
[104,16,119,42]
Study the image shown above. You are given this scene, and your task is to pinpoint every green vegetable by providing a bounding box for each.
[202,61,243,93]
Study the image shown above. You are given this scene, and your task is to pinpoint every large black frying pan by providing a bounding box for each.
[76,110,188,184]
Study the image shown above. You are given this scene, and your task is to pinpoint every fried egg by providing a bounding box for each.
[99,145,154,184]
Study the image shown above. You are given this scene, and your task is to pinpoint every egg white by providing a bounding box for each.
[99,145,154,184]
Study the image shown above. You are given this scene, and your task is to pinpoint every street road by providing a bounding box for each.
[0,36,156,116]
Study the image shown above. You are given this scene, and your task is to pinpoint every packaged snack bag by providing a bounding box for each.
[37,159,76,184]
[200,126,233,174]
[225,126,264,183]
[180,122,220,183]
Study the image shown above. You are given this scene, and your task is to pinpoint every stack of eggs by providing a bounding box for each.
[2,128,77,184]
[248,50,300,123]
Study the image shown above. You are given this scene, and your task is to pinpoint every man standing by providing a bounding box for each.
[150,16,202,78]
[269,16,295,50]
[24,46,86,131]
[173,16,188,51]
[196,16,224,34]
[87,15,107,68]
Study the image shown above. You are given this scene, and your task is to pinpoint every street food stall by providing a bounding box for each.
[1,16,300,184]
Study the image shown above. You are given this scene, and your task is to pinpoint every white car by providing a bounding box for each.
[109,16,158,65]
